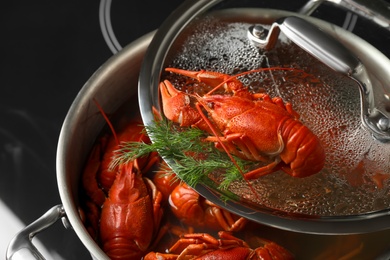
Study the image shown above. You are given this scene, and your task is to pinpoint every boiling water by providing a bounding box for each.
[163,14,390,216]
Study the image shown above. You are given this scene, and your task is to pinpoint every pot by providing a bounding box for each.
[7,0,390,259]
[7,32,154,260]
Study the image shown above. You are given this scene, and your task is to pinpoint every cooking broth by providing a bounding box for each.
[162,12,390,216]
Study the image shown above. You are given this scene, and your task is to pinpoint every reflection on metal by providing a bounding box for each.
[299,0,326,15]
[299,0,390,30]
[343,11,358,31]
[6,205,66,260]
[99,0,122,54]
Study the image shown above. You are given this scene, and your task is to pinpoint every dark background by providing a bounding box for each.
[1,0,390,259]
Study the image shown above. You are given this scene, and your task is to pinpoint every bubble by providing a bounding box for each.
[163,15,390,216]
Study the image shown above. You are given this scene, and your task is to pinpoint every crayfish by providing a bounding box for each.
[80,118,163,260]
[170,182,248,232]
[144,231,294,260]
[154,163,248,232]
[160,67,325,179]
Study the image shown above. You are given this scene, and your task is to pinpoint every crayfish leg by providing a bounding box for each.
[169,233,219,254]
[144,252,179,260]
[206,134,272,162]
[143,177,164,229]
[243,159,282,180]
[206,205,248,232]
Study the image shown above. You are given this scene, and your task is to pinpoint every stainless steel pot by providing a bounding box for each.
[6,32,154,260]
[7,0,390,259]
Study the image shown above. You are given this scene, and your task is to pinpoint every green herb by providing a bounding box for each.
[112,120,255,191]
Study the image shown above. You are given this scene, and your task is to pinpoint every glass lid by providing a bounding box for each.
[138,0,390,234]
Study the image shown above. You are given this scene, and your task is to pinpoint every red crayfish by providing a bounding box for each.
[81,119,163,260]
[144,231,294,260]
[169,182,248,232]
[153,163,248,232]
[160,68,325,179]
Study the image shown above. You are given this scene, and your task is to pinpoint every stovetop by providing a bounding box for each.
[2,1,390,259]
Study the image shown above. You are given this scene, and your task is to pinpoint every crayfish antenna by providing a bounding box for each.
[206,67,302,97]
[93,98,119,145]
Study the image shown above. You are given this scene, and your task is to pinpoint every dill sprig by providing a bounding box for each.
[112,120,254,190]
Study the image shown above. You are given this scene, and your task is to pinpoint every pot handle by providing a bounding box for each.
[6,205,66,260]
[299,0,390,29]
